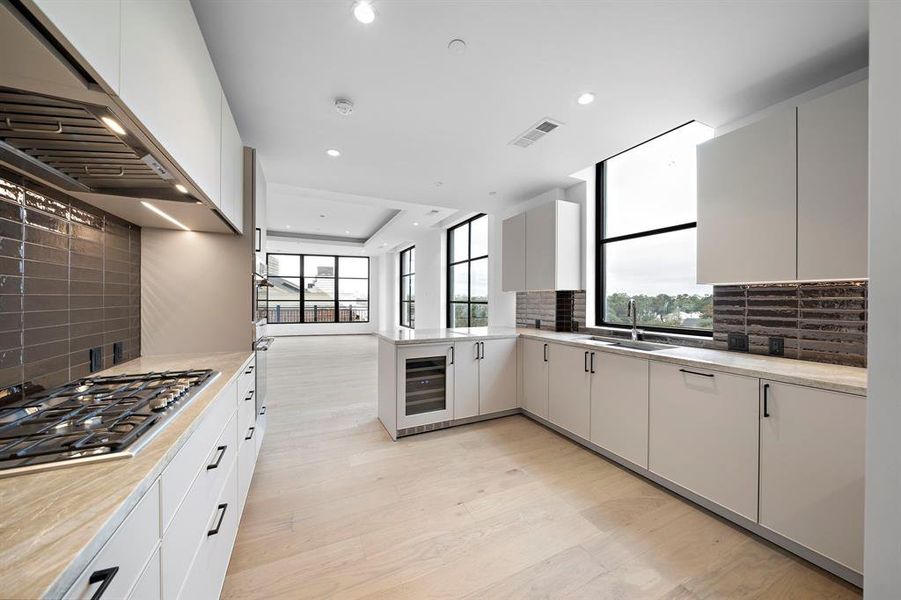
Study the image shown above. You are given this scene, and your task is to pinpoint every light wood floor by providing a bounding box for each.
[222,335,861,599]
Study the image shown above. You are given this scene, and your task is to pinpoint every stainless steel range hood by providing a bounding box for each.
[0,0,231,231]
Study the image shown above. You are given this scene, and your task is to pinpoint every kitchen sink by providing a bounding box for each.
[589,336,672,352]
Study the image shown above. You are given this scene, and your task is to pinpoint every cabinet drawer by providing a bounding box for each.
[162,412,237,600]
[161,379,236,530]
[127,547,160,600]
[238,356,256,400]
[255,404,267,455]
[64,480,160,600]
[238,385,256,442]
[649,362,759,520]
[238,422,258,514]
[178,460,240,600]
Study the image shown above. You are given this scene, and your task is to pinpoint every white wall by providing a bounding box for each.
[407,225,446,329]
[263,237,381,335]
[864,1,901,596]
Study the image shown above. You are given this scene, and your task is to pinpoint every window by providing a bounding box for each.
[596,121,714,334]
[266,253,369,324]
[399,246,415,328]
[447,214,488,327]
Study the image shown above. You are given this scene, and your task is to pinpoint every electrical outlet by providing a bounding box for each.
[113,341,123,365]
[727,332,749,352]
[89,347,102,373]
[769,336,785,356]
[534,319,541,329]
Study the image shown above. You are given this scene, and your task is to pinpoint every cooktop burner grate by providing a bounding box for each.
[0,369,216,476]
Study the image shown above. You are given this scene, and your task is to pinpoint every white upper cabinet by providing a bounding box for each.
[697,108,797,284]
[501,212,526,292]
[503,200,580,292]
[120,0,223,208]
[797,80,868,280]
[220,92,244,231]
[31,0,122,93]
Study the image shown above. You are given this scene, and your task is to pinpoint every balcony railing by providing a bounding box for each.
[265,304,369,324]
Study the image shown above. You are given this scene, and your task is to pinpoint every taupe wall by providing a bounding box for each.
[141,228,252,355]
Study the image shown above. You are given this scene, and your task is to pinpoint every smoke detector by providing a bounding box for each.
[335,98,354,116]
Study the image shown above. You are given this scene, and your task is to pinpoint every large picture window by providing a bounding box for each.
[447,214,488,327]
[399,246,415,328]
[596,121,714,334]
[266,253,369,324]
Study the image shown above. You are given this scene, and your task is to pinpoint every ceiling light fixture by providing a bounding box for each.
[448,39,467,55]
[326,149,341,157]
[335,98,354,116]
[174,183,188,194]
[413,222,419,226]
[577,92,596,105]
[286,225,291,229]
[488,191,497,196]
[141,201,190,231]
[345,230,350,234]
[101,116,126,135]
[353,1,375,24]
[434,181,443,187]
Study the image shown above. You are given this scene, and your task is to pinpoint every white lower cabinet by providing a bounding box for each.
[547,343,591,439]
[128,548,161,600]
[589,353,649,468]
[454,340,481,420]
[64,480,160,600]
[478,338,517,414]
[178,461,240,600]
[759,381,865,573]
[648,362,759,520]
[521,338,549,418]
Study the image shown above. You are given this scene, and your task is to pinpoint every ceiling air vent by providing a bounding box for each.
[510,118,563,148]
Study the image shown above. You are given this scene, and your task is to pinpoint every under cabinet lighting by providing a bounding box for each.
[101,116,126,135]
[141,201,191,231]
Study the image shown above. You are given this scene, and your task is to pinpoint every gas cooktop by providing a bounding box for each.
[0,369,217,478]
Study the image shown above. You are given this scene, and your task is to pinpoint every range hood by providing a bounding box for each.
[0,0,230,231]
[0,88,192,203]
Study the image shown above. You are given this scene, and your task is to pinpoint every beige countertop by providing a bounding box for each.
[0,351,253,600]
[375,327,867,396]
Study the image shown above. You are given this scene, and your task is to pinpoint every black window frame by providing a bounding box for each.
[265,252,370,324]
[446,213,488,327]
[595,121,713,337]
[399,245,415,328]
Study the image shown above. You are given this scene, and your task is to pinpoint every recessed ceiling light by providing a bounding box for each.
[577,92,596,105]
[286,225,291,229]
[434,181,443,187]
[345,230,350,234]
[101,116,126,135]
[353,1,375,24]
[413,222,419,226]
[174,183,188,194]
[326,149,341,157]
[488,191,497,196]
[319,214,326,218]
[141,201,190,231]
[448,39,467,55]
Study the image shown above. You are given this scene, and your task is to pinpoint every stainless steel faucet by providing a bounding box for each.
[627,298,641,341]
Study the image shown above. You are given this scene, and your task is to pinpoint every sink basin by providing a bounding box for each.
[589,336,672,352]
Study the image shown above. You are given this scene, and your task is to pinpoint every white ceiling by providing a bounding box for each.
[192,0,867,214]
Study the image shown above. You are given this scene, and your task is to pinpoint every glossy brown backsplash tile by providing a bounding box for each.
[713,281,867,367]
[0,171,140,398]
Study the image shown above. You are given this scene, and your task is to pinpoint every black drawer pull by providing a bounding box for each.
[584,351,589,373]
[244,390,255,401]
[449,346,454,365]
[260,406,267,415]
[590,352,596,374]
[245,426,255,441]
[543,344,548,362]
[763,383,771,418]
[245,365,255,374]
[88,566,118,600]
[206,445,227,470]
[208,503,227,536]
[679,368,714,378]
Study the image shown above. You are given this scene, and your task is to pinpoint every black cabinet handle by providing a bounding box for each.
[763,383,771,418]
[679,368,714,378]
[245,426,255,441]
[88,566,118,600]
[449,346,454,365]
[245,365,255,374]
[206,445,227,470]
[584,351,589,373]
[208,503,228,536]
[244,390,255,402]
[543,344,548,362]
[260,406,267,415]
[590,352,596,374]
[474,342,480,360]
[480,341,485,359]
